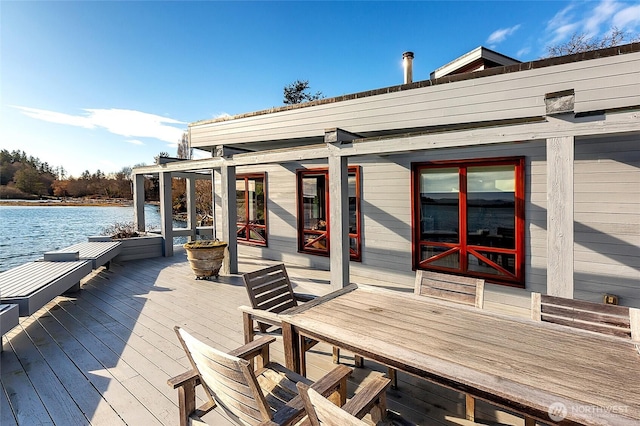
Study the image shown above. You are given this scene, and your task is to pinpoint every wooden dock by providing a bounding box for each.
[1,249,532,425]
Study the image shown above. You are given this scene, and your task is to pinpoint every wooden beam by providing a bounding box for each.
[546,136,574,298]
[341,111,639,158]
[328,146,349,290]
[186,176,197,242]
[159,171,173,257]
[220,165,237,274]
[133,173,145,232]
[132,110,639,176]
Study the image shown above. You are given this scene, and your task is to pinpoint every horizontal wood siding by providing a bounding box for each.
[573,135,640,307]
[234,141,547,317]
[191,52,640,149]
[113,235,164,262]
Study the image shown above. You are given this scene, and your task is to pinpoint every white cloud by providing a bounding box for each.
[546,4,576,32]
[613,4,640,29]
[584,0,621,36]
[487,24,521,44]
[517,46,532,57]
[12,106,185,143]
[545,0,638,47]
[126,139,145,145]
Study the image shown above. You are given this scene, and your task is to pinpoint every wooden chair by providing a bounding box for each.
[239,263,341,376]
[296,377,391,426]
[531,292,640,341]
[168,327,352,426]
[414,270,485,422]
[529,293,640,426]
[414,269,484,308]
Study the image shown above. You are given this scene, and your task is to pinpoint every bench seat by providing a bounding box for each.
[49,241,122,269]
[0,303,19,335]
[0,260,92,316]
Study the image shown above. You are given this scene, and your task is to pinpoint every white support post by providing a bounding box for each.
[133,173,146,232]
[328,148,350,290]
[186,175,197,242]
[546,136,574,298]
[159,171,174,257]
[221,164,237,274]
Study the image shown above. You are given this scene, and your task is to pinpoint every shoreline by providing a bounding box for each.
[0,199,136,207]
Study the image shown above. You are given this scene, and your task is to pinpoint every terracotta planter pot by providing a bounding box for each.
[183,242,227,279]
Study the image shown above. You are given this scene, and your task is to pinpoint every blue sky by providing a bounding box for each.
[2,0,639,178]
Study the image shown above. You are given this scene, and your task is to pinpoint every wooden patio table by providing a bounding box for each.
[279,284,640,426]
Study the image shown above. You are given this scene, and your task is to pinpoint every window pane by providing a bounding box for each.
[303,232,327,250]
[348,173,357,233]
[349,236,357,252]
[236,186,246,224]
[420,246,460,269]
[237,224,246,239]
[250,227,266,241]
[466,166,515,249]
[248,177,265,223]
[302,176,326,230]
[237,175,267,246]
[467,251,515,276]
[419,168,459,243]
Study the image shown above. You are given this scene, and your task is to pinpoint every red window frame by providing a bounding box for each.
[296,166,361,261]
[236,173,267,247]
[412,157,525,287]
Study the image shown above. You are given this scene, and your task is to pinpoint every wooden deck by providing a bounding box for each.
[1,249,533,426]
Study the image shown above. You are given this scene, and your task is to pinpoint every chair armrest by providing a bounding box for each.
[293,293,316,303]
[342,376,391,418]
[267,365,353,424]
[270,364,353,425]
[167,369,200,389]
[309,364,352,401]
[228,336,276,360]
[238,305,282,327]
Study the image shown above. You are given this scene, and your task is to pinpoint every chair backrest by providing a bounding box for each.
[243,264,298,314]
[174,327,271,425]
[531,293,640,341]
[414,270,485,308]
[297,383,368,426]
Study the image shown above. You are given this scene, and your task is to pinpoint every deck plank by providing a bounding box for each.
[9,321,92,425]
[0,376,18,426]
[18,315,125,426]
[1,329,54,425]
[1,252,536,426]
[34,302,163,426]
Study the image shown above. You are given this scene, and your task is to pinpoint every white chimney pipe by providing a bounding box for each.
[403,51,414,84]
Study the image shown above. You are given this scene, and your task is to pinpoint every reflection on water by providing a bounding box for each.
[0,204,185,272]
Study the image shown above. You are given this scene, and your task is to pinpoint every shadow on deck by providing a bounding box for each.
[1,248,530,426]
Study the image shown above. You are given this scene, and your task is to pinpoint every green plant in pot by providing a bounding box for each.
[183,239,228,279]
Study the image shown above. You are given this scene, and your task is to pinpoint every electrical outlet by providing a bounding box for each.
[603,294,618,305]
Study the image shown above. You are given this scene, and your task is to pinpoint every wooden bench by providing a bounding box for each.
[1,303,19,350]
[414,270,485,421]
[49,241,122,270]
[0,255,92,316]
[531,292,640,341]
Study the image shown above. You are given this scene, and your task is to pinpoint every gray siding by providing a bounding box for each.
[223,135,638,313]
[191,52,640,149]
[227,141,547,316]
[573,135,640,307]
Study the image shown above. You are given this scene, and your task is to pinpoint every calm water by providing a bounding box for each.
[0,204,167,272]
